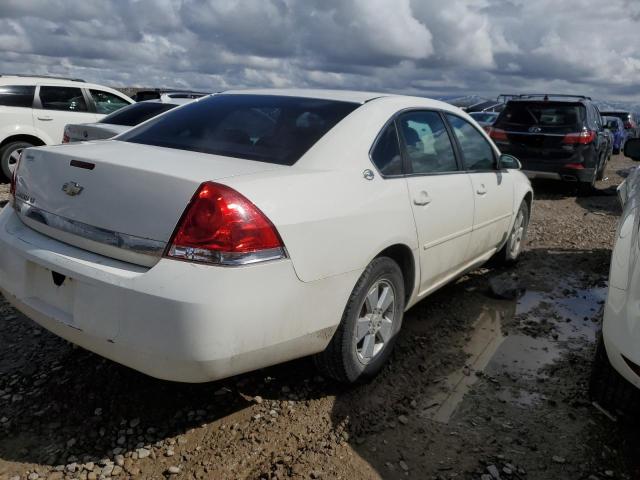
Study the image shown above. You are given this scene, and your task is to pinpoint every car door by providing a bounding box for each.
[445,113,514,259]
[33,85,94,144]
[395,110,475,294]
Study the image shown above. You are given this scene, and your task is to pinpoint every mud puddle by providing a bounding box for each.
[422,279,606,423]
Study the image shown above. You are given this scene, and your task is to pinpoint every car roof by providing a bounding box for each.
[0,75,131,98]
[220,88,393,104]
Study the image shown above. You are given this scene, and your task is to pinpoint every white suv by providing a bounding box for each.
[0,74,133,179]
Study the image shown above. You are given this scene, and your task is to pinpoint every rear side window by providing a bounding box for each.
[100,102,176,126]
[90,89,130,115]
[446,114,495,171]
[397,111,457,174]
[39,86,87,112]
[371,122,402,176]
[121,94,359,166]
[0,85,35,107]
[496,102,584,131]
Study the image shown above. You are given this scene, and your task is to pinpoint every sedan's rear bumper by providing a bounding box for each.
[0,207,358,382]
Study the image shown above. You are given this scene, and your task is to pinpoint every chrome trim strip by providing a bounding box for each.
[14,198,166,257]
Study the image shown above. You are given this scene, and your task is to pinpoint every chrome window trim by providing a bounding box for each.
[14,198,166,257]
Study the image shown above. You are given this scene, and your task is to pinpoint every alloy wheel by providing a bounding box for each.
[355,279,396,364]
[509,209,525,258]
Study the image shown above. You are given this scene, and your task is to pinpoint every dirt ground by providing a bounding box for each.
[0,155,639,480]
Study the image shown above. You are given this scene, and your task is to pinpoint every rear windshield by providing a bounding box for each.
[100,102,176,126]
[496,102,584,130]
[120,94,359,165]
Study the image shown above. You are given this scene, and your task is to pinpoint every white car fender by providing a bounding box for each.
[0,123,51,146]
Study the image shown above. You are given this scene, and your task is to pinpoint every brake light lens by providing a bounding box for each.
[624,121,635,129]
[165,182,286,266]
[564,163,585,170]
[488,127,508,141]
[562,130,596,145]
[62,131,70,143]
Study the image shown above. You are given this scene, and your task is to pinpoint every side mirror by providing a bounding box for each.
[624,138,640,161]
[498,154,522,170]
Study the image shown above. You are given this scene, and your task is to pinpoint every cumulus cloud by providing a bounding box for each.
[0,0,638,101]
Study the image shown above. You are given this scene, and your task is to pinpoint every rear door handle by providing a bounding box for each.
[476,184,487,195]
[413,191,432,206]
[37,116,53,121]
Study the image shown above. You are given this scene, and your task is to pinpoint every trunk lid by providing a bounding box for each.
[65,123,129,142]
[14,140,285,266]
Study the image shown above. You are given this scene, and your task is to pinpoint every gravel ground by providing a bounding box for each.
[0,184,8,208]
[0,156,639,480]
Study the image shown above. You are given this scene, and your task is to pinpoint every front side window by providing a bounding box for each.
[90,89,130,115]
[397,111,457,174]
[0,85,35,107]
[446,114,495,171]
[121,94,359,166]
[39,86,87,112]
[371,122,402,176]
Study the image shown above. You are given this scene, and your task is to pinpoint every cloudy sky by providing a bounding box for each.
[1,0,640,102]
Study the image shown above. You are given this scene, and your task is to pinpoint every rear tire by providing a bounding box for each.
[492,201,529,266]
[314,257,405,383]
[0,141,33,181]
[589,335,640,421]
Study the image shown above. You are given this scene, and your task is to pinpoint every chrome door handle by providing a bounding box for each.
[37,116,53,121]
[476,184,487,195]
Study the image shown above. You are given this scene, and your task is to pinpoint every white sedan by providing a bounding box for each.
[63,98,197,143]
[0,89,532,383]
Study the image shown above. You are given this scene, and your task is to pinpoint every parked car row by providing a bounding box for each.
[3,76,640,424]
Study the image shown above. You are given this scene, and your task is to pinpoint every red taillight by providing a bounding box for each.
[488,127,508,141]
[165,182,285,265]
[624,121,635,129]
[62,132,70,143]
[564,163,585,170]
[562,130,596,145]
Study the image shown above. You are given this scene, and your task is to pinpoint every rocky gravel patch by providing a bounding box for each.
[1,155,639,479]
[0,183,9,208]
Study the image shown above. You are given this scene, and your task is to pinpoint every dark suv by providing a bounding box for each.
[599,110,640,139]
[489,94,609,193]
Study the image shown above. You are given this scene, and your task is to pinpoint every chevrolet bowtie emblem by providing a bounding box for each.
[62,181,84,197]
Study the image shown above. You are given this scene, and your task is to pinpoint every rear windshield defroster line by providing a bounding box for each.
[119,94,360,166]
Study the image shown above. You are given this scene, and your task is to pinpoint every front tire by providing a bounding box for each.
[492,201,529,266]
[315,257,405,383]
[0,141,33,181]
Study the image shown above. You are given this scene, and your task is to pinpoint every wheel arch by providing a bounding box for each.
[0,134,46,150]
[375,243,417,304]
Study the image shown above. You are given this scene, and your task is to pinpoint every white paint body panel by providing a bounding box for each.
[603,167,640,389]
[0,89,533,382]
